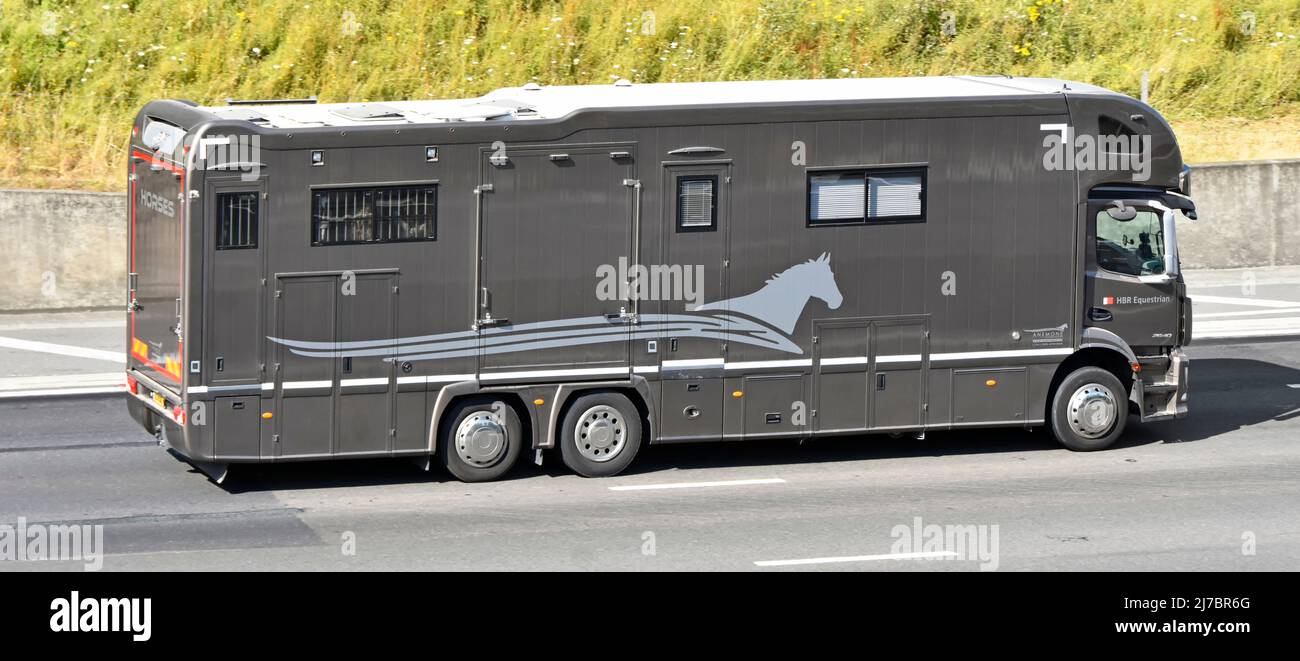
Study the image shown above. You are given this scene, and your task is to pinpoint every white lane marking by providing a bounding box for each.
[1194,328,1300,339]
[0,386,125,399]
[1192,295,1300,308]
[0,336,125,363]
[754,551,959,567]
[608,477,786,492]
[1195,307,1300,319]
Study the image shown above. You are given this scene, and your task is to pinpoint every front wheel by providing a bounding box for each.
[559,392,643,477]
[1049,366,1128,451]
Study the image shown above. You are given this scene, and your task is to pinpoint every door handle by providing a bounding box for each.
[604,307,637,323]
[1089,307,1113,322]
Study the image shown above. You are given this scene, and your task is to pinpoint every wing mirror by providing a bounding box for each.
[1105,201,1137,221]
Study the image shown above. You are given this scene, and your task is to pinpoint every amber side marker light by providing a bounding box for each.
[261,411,274,420]
[732,391,744,398]
[533,398,545,406]
[985,379,998,387]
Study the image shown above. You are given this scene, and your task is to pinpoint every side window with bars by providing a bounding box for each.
[215,191,259,250]
[807,167,926,225]
[676,175,718,232]
[312,184,437,246]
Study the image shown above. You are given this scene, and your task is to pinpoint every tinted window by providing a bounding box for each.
[1096,209,1165,276]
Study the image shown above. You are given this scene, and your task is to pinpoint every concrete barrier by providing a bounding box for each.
[1179,160,1300,270]
[0,189,127,312]
[0,159,1296,311]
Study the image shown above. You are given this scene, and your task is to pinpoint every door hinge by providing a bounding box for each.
[259,362,265,373]
[474,183,494,194]
[188,190,200,199]
[811,336,819,344]
[922,403,929,411]
[275,289,282,298]
[260,277,267,286]
[393,285,399,294]
[274,362,281,372]
[623,178,640,187]
[723,259,730,268]
[272,434,280,444]
[389,428,396,437]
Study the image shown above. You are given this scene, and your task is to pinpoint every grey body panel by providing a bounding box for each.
[124,78,1190,464]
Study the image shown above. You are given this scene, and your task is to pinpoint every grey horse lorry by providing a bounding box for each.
[125,75,1194,482]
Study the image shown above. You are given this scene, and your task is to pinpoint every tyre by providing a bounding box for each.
[1049,366,1128,451]
[559,392,643,477]
[439,397,524,482]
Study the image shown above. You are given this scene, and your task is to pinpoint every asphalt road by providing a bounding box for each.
[1,338,1297,571]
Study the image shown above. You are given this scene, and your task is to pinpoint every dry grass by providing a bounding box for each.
[1,0,1297,191]
[1173,113,1300,164]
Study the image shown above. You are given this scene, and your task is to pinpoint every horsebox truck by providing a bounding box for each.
[124,75,1194,483]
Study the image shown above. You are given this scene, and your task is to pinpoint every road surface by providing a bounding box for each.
[1,338,1296,571]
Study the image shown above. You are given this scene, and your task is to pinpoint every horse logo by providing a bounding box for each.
[696,252,841,333]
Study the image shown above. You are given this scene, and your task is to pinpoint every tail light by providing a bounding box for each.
[126,375,139,395]
[172,405,186,425]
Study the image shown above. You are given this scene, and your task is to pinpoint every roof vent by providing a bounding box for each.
[522,82,542,91]
[613,78,633,87]
[331,104,408,121]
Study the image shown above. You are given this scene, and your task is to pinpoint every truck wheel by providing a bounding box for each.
[439,398,523,482]
[559,392,643,477]
[1050,367,1128,451]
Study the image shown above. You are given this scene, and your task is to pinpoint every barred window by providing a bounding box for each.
[312,185,437,246]
[216,191,258,250]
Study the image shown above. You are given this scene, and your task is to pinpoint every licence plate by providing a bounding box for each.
[151,392,166,408]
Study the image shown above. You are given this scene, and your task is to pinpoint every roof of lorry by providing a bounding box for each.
[199,76,1118,129]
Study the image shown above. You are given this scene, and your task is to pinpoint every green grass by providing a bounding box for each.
[2,0,1298,190]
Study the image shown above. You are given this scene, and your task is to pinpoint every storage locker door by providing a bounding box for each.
[813,321,871,433]
[871,319,928,430]
[273,276,336,458]
[335,273,396,455]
